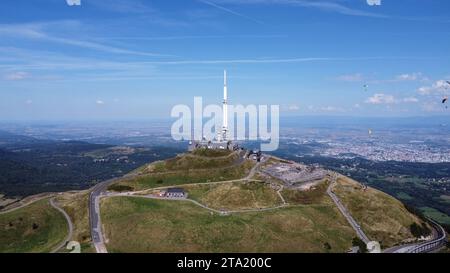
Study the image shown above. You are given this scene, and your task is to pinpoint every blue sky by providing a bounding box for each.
[0,0,450,120]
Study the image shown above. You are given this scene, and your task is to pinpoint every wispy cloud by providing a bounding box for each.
[403,97,419,103]
[395,72,428,82]
[365,94,420,105]
[211,0,386,18]
[418,80,450,95]
[87,0,155,14]
[365,93,396,104]
[199,0,264,24]
[0,21,172,57]
[3,71,30,81]
[320,105,345,112]
[94,34,286,41]
[282,104,300,111]
[0,48,445,73]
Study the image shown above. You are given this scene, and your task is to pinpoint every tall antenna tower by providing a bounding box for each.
[221,70,228,141]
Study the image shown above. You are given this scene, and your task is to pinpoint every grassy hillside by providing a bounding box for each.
[191,149,233,157]
[56,191,95,253]
[0,198,68,253]
[420,207,450,225]
[101,196,354,253]
[142,151,239,173]
[186,181,283,210]
[112,159,255,191]
[332,177,427,248]
[103,152,430,252]
[282,180,330,205]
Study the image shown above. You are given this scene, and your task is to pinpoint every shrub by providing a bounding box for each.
[352,237,367,253]
[410,222,431,238]
[107,185,134,192]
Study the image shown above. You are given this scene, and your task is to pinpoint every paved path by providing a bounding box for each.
[326,173,370,244]
[89,175,138,253]
[89,165,253,253]
[383,243,418,253]
[0,194,54,215]
[129,160,262,196]
[384,218,447,253]
[49,198,74,253]
[102,161,281,216]
[107,193,289,215]
[276,185,287,205]
[89,177,119,253]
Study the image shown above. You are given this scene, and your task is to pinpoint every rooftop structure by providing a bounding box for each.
[262,162,327,188]
[164,187,187,198]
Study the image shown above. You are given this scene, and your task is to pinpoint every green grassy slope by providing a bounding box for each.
[0,198,68,253]
[101,196,354,253]
[186,181,283,210]
[333,177,427,248]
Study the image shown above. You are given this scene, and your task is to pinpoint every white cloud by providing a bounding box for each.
[0,21,171,57]
[88,0,154,13]
[215,0,386,18]
[287,105,300,111]
[365,93,396,104]
[4,71,29,80]
[304,105,345,113]
[395,72,427,82]
[25,99,33,105]
[199,0,264,24]
[417,80,449,95]
[366,0,381,6]
[96,100,105,105]
[66,0,81,6]
[320,106,345,112]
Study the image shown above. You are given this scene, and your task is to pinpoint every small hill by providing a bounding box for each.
[0,149,432,253]
[0,198,68,253]
[185,181,283,211]
[332,176,429,248]
[99,151,431,252]
[101,196,354,253]
[110,150,254,191]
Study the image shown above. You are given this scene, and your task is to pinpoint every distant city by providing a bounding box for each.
[2,117,450,163]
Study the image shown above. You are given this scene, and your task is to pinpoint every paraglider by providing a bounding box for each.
[442,96,448,109]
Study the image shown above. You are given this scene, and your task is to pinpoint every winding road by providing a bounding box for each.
[326,172,370,244]
[383,217,447,253]
[49,198,74,253]
[88,155,446,254]
[88,155,259,253]
[326,172,447,253]
[89,177,124,253]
